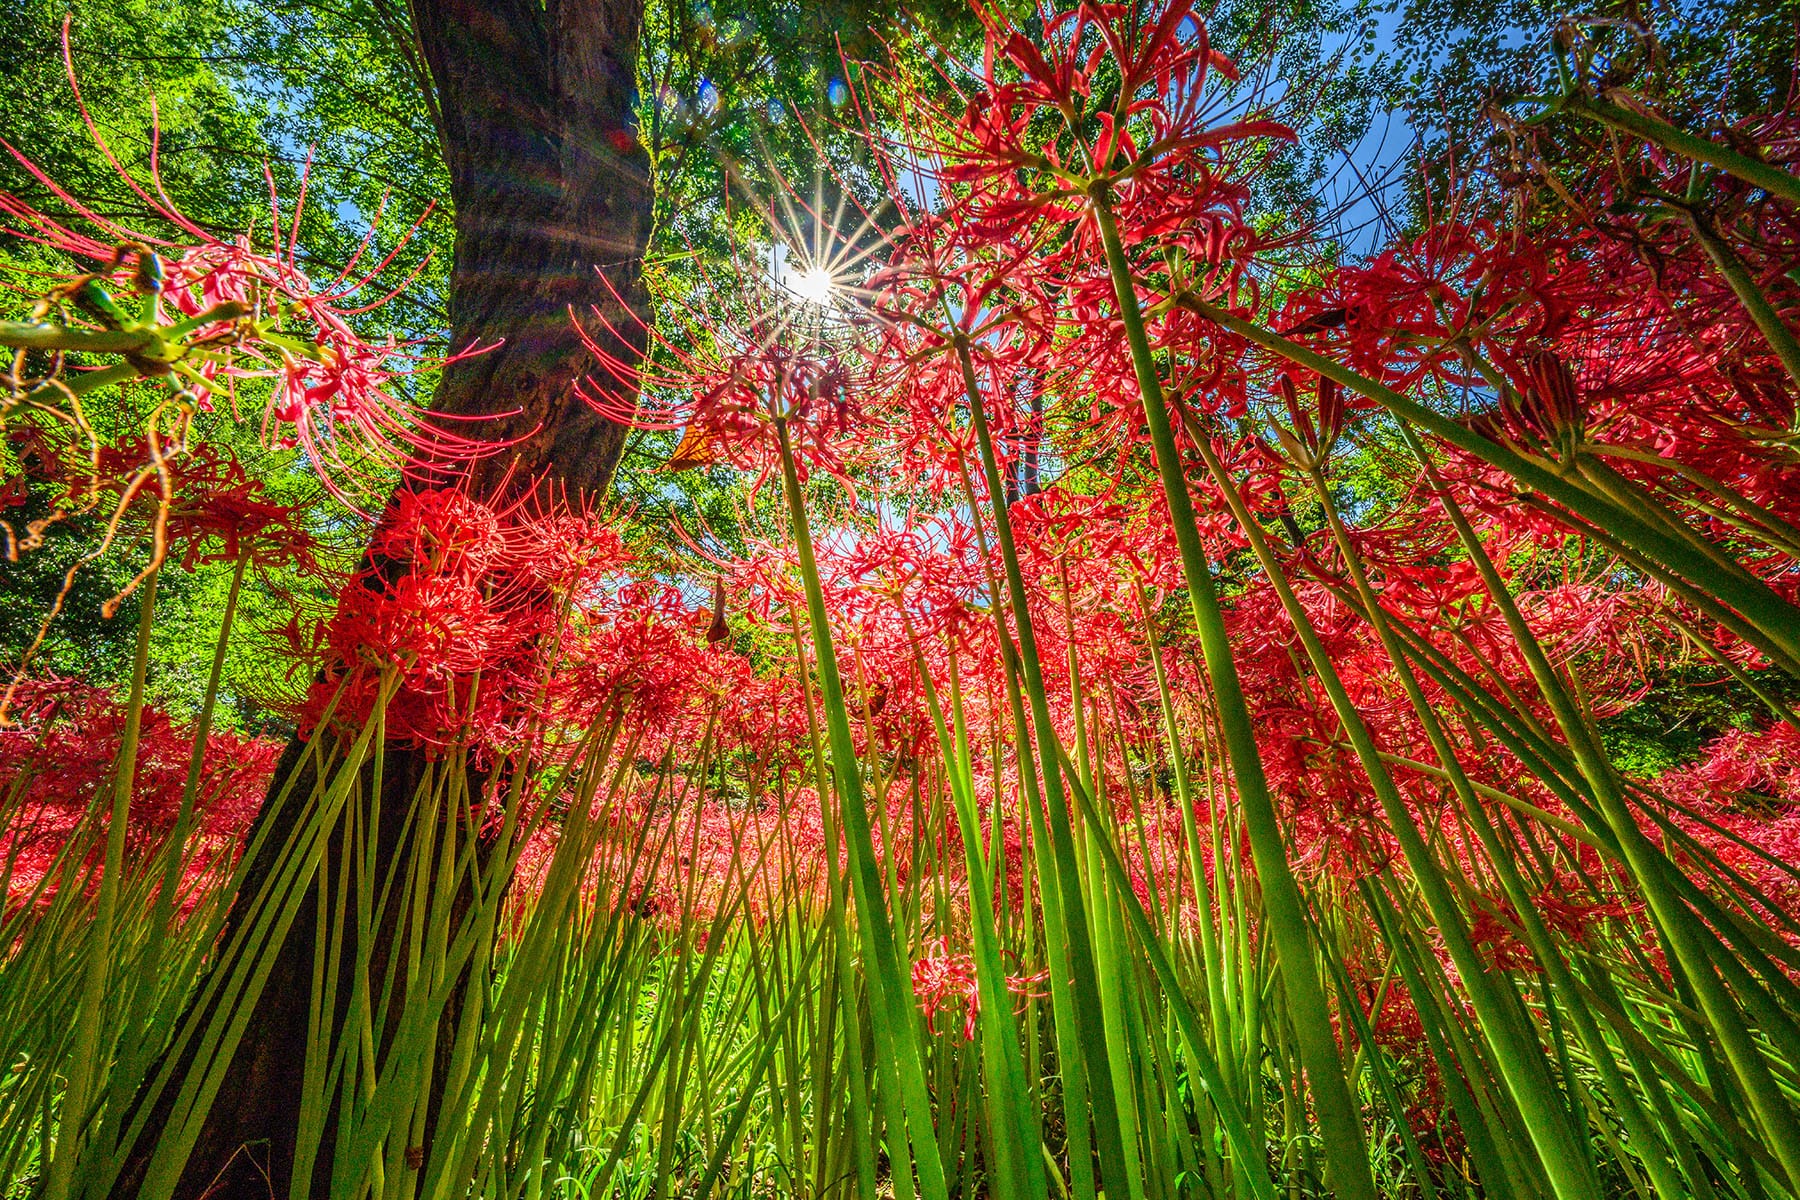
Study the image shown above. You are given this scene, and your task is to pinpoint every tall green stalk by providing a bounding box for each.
[1681,208,1800,396]
[1091,198,1377,1200]
[773,416,948,1200]
[789,608,882,1200]
[159,553,248,933]
[1559,92,1800,208]
[1405,431,1800,1194]
[951,333,1135,1200]
[1297,454,1717,1200]
[44,569,158,1200]
[902,611,1043,1200]
[949,427,1098,1200]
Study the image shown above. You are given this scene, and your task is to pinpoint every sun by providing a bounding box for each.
[787,265,837,307]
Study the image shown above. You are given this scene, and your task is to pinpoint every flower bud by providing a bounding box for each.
[1525,349,1584,444]
[132,248,165,295]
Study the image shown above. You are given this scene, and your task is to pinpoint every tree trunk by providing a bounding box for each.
[114,2,651,1196]
[413,0,652,499]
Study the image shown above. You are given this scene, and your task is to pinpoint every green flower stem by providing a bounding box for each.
[1131,581,1229,1021]
[45,570,158,1200]
[1091,199,1377,1200]
[902,610,1044,1200]
[1175,291,1800,665]
[1683,210,1800,405]
[61,363,145,399]
[1359,879,1545,1199]
[1302,429,1731,1200]
[1571,453,1780,609]
[161,553,248,932]
[774,416,948,1200]
[1048,735,1279,1200]
[949,410,1094,1200]
[1562,94,1800,208]
[131,685,395,1200]
[1591,445,1800,560]
[0,322,155,355]
[789,609,881,1200]
[952,333,1134,1200]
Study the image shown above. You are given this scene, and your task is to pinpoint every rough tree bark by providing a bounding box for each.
[115,1,651,1196]
[415,0,652,498]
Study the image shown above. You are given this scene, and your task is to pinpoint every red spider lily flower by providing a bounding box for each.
[1663,722,1800,811]
[513,509,632,596]
[841,516,993,645]
[1654,722,1800,920]
[334,572,516,680]
[912,938,1049,1040]
[849,0,1291,475]
[164,476,318,574]
[924,0,1291,241]
[577,268,870,489]
[39,441,325,575]
[371,486,510,576]
[0,186,471,493]
[0,25,482,501]
[861,307,1042,501]
[912,943,980,1037]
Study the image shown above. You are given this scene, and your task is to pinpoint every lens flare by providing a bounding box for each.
[788,266,836,306]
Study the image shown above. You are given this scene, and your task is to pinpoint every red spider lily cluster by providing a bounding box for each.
[577,265,871,489]
[9,0,1800,1165]
[0,679,276,915]
[294,487,644,754]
